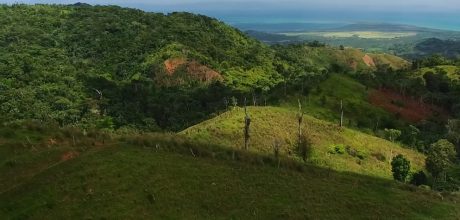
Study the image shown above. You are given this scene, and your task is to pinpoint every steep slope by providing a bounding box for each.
[182,106,426,179]
[1,125,459,219]
[0,4,280,130]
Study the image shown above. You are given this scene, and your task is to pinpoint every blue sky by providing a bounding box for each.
[2,0,460,30]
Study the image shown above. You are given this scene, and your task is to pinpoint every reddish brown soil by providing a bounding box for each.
[369,89,446,122]
[362,54,376,67]
[164,58,187,75]
[61,151,80,161]
[163,58,223,83]
[186,61,223,82]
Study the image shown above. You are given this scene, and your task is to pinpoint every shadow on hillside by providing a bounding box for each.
[122,132,459,201]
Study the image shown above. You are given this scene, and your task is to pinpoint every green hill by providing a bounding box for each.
[0,4,410,131]
[273,44,409,74]
[0,4,280,130]
[182,106,424,179]
[1,4,459,219]
[280,74,398,131]
[1,124,459,219]
[416,65,460,80]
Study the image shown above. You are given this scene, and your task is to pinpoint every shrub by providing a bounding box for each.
[329,144,345,154]
[346,146,366,160]
[297,134,313,162]
[391,154,411,182]
[410,171,428,186]
[384,128,402,142]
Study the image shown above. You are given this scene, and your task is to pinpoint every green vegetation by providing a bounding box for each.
[0,4,280,131]
[426,140,457,190]
[1,3,460,219]
[1,123,459,219]
[416,65,460,80]
[183,106,426,179]
[247,24,460,58]
[280,74,396,132]
[391,154,411,182]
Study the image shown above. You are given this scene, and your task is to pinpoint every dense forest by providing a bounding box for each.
[0,4,285,131]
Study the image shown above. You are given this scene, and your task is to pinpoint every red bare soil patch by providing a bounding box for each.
[164,58,187,75]
[61,151,80,161]
[186,61,223,82]
[163,58,223,83]
[369,89,446,122]
[362,54,376,67]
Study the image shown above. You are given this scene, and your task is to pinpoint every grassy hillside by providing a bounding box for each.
[273,45,409,74]
[416,65,460,80]
[182,106,425,179]
[1,125,459,219]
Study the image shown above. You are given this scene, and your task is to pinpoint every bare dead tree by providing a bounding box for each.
[244,98,251,150]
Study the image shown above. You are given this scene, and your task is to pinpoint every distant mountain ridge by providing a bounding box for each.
[415,38,460,58]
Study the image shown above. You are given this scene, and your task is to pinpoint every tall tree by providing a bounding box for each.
[426,139,456,188]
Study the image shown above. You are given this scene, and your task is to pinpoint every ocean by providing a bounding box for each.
[199,10,460,32]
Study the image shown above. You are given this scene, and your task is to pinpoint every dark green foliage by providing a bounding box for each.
[330,144,345,154]
[0,4,281,131]
[297,133,313,162]
[391,154,411,182]
[400,125,420,148]
[414,40,460,60]
[384,128,402,142]
[410,171,428,186]
[426,139,456,181]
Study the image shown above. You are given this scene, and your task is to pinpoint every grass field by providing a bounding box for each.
[416,65,460,80]
[282,31,417,39]
[276,46,408,74]
[1,125,459,219]
[182,106,425,179]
